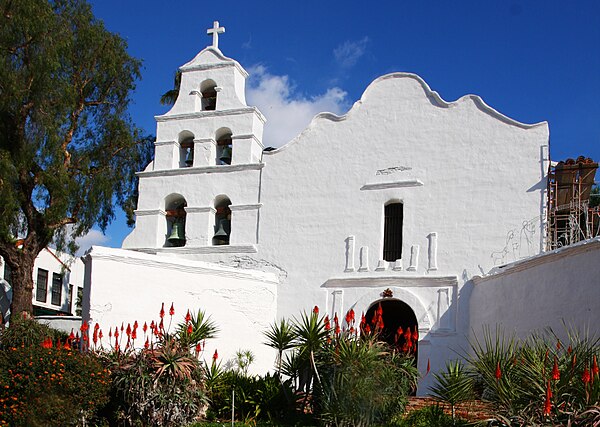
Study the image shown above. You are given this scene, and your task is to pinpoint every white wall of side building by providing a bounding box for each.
[83,246,278,374]
[469,237,600,341]
[1,248,85,318]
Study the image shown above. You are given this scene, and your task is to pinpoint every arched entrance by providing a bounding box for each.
[365,299,418,362]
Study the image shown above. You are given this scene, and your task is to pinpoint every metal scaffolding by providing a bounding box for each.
[546,156,599,250]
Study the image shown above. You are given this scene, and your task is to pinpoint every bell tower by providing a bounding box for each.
[123,22,266,252]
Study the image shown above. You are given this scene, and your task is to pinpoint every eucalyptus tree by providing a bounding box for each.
[0,0,152,317]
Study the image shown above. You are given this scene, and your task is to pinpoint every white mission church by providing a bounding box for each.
[82,22,600,393]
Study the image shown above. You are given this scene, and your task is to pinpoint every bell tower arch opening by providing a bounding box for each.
[164,194,187,247]
[178,131,195,168]
[215,127,233,165]
[200,79,218,111]
[365,299,418,362]
[213,195,232,245]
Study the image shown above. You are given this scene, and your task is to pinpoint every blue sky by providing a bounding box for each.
[81,0,600,252]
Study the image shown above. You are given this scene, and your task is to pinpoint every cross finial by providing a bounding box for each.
[207,21,225,49]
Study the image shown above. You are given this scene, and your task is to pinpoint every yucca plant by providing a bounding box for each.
[263,318,295,376]
[429,359,474,423]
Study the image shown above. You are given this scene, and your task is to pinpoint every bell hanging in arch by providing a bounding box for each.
[219,146,232,165]
[184,147,194,167]
[213,218,230,245]
[167,219,186,246]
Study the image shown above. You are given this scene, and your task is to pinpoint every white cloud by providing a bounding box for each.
[75,229,109,256]
[333,37,369,69]
[246,65,349,147]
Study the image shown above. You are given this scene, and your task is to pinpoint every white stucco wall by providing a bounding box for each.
[83,246,278,374]
[470,237,600,341]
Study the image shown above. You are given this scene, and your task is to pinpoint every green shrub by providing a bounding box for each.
[264,309,420,427]
[395,404,470,427]
[206,366,296,424]
[0,318,109,427]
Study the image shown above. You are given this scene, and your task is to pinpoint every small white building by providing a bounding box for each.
[84,23,599,392]
[1,247,85,321]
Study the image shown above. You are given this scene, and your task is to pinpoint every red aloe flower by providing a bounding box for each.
[114,336,119,351]
[195,343,202,354]
[345,308,355,324]
[108,328,112,339]
[159,303,165,319]
[133,320,138,329]
[41,337,53,349]
[63,340,71,350]
[159,318,164,331]
[360,312,366,328]
[144,338,149,349]
[94,322,100,331]
[345,310,352,325]
[567,345,572,354]
[552,357,560,381]
[543,380,552,415]
[185,310,191,324]
[333,313,339,326]
[592,355,599,377]
[582,366,591,384]
[187,323,193,335]
[126,323,132,338]
[131,328,137,340]
[99,329,103,340]
[364,324,371,333]
[150,320,155,331]
[69,329,75,341]
[169,303,175,316]
[80,320,89,333]
[114,328,119,339]
[313,305,319,315]
[376,303,383,316]
[413,326,419,340]
[213,349,219,362]
[324,315,331,331]
[93,328,98,345]
[495,362,502,380]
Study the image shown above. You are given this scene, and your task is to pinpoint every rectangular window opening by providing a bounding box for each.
[36,269,48,303]
[51,273,62,306]
[383,203,403,262]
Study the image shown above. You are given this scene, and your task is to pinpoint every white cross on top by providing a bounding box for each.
[207,21,225,49]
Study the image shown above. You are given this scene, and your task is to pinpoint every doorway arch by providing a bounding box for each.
[365,299,418,361]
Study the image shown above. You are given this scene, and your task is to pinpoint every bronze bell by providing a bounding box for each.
[219,146,232,165]
[184,147,194,167]
[167,220,186,246]
[213,218,230,245]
